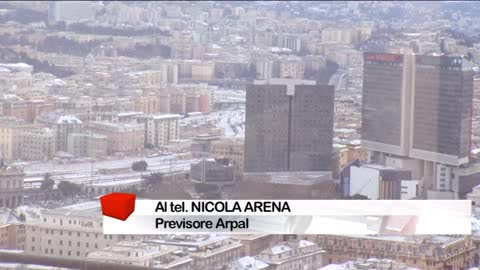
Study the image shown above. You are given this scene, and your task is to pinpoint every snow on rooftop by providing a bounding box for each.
[298,240,315,247]
[56,115,82,124]
[269,244,292,254]
[237,256,269,270]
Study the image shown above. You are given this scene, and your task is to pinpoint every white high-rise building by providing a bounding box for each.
[48,1,94,24]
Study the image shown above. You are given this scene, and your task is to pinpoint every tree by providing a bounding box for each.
[40,173,55,191]
[344,193,370,200]
[57,181,82,198]
[132,160,148,172]
[145,143,155,150]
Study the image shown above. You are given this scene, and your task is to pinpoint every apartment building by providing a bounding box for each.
[36,112,83,152]
[0,117,38,161]
[191,62,215,81]
[19,127,55,161]
[25,99,56,123]
[25,201,143,259]
[0,165,24,209]
[87,241,192,269]
[279,58,305,79]
[134,95,162,114]
[0,208,25,250]
[1,94,27,122]
[306,235,475,270]
[135,114,180,147]
[66,132,108,158]
[211,138,245,175]
[85,121,144,154]
[147,234,243,270]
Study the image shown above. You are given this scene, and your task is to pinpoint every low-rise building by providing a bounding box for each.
[230,234,283,257]
[319,258,420,270]
[349,164,413,200]
[25,201,144,259]
[256,239,324,270]
[239,171,336,199]
[308,235,475,269]
[211,138,245,175]
[229,256,269,270]
[147,234,243,270]
[87,241,192,269]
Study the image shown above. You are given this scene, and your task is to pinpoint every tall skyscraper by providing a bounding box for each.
[410,55,473,166]
[244,78,334,173]
[361,53,414,158]
[362,53,473,166]
[361,52,475,199]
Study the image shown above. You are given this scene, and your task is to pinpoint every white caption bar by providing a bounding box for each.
[103,200,471,235]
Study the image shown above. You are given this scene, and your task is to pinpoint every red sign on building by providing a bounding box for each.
[365,53,401,63]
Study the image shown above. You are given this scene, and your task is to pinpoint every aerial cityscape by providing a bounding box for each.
[1,1,480,269]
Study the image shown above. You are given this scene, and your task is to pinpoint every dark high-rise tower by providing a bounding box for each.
[361,52,414,159]
[361,52,475,198]
[362,52,473,166]
[244,79,334,173]
[410,55,473,166]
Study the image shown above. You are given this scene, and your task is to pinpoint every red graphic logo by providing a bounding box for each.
[100,193,136,221]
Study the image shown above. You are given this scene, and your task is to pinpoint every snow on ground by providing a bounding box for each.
[15,205,45,220]
[22,154,199,186]
[180,104,245,138]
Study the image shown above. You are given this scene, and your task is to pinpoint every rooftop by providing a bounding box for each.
[243,171,333,185]
[45,200,101,218]
[136,113,182,120]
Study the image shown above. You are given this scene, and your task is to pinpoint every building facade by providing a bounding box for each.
[19,127,55,161]
[66,132,108,158]
[0,166,24,209]
[211,138,245,175]
[306,235,475,270]
[85,121,145,154]
[361,52,475,199]
[136,114,180,147]
[25,201,144,259]
[256,239,324,270]
[244,79,334,172]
